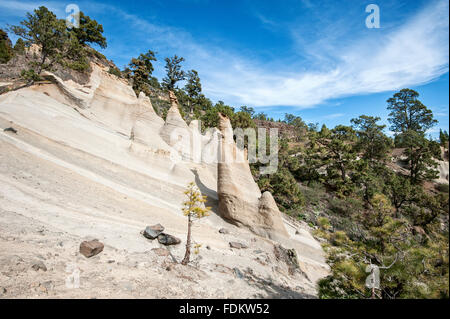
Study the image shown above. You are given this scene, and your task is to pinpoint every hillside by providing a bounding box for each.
[0,4,448,300]
[0,62,329,298]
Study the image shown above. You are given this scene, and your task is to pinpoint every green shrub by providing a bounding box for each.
[13,38,25,55]
[108,66,122,78]
[303,181,327,206]
[257,167,305,211]
[20,69,41,82]
[328,197,363,216]
[435,183,449,193]
[317,217,331,230]
[0,29,13,64]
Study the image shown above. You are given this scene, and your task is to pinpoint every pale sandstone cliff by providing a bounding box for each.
[0,63,329,298]
[217,113,289,240]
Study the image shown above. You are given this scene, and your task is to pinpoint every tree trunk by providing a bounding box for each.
[181,215,192,265]
[37,52,47,75]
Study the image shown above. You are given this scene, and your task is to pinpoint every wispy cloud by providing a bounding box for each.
[323,113,344,119]
[0,0,64,17]
[3,0,448,110]
[102,0,447,109]
[195,0,448,108]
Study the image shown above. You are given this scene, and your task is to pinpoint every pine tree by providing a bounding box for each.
[162,55,185,91]
[0,28,13,64]
[181,182,210,265]
[13,38,25,55]
[128,50,157,96]
[70,11,107,48]
[10,6,66,75]
[351,115,392,164]
[387,88,437,135]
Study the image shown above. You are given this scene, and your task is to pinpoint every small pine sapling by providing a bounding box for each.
[181,182,210,265]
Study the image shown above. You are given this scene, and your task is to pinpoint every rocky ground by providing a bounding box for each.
[0,64,329,299]
[0,128,327,299]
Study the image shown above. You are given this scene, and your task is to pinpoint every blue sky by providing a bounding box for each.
[0,0,448,137]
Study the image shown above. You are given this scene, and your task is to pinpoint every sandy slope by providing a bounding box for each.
[0,65,329,298]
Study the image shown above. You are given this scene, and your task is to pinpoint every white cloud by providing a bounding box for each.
[194,0,448,108]
[0,1,64,17]
[3,0,448,109]
[199,0,448,108]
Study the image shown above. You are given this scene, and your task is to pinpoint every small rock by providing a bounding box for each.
[157,233,181,246]
[233,267,244,279]
[41,281,53,291]
[206,245,211,250]
[0,287,7,295]
[151,247,170,256]
[143,224,165,239]
[107,260,115,263]
[412,226,426,236]
[229,242,248,249]
[295,230,300,235]
[80,239,104,258]
[219,228,229,234]
[4,127,17,134]
[31,261,47,272]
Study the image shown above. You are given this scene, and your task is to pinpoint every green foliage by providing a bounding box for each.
[200,101,235,129]
[108,66,122,78]
[317,217,331,230]
[0,28,13,63]
[70,11,107,48]
[183,69,204,114]
[283,113,307,141]
[328,196,364,217]
[401,130,440,183]
[162,55,185,90]
[316,125,358,194]
[181,182,211,265]
[258,167,305,211]
[239,106,255,117]
[302,181,327,207]
[128,50,157,96]
[435,183,449,193]
[253,112,268,121]
[233,110,256,129]
[13,38,26,54]
[254,138,305,211]
[20,69,41,82]
[351,115,392,163]
[439,129,449,148]
[10,6,66,74]
[62,31,90,71]
[184,70,201,97]
[387,88,437,134]
[8,7,107,77]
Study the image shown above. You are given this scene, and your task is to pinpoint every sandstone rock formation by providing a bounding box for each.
[160,91,189,145]
[217,113,288,239]
[0,63,329,297]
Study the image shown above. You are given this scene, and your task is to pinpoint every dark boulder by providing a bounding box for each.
[157,233,181,246]
[143,224,165,239]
